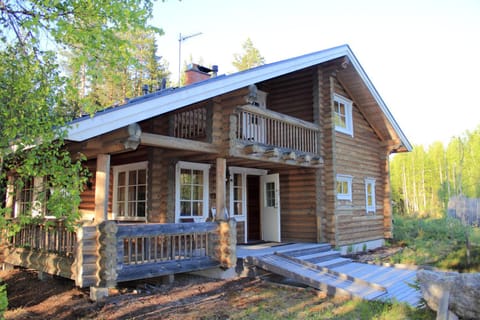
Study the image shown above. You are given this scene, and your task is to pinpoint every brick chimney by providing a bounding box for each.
[185,64,218,85]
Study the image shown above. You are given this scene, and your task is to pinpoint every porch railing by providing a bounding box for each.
[97,220,236,286]
[2,219,237,288]
[235,104,320,154]
[7,220,76,258]
[118,222,215,265]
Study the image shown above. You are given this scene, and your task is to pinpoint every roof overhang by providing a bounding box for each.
[65,44,411,152]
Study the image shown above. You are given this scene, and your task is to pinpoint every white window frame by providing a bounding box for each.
[175,161,211,223]
[365,178,376,214]
[228,167,268,222]
[112,161,148,221]
[333,93,354,137]
[336,174,353,201]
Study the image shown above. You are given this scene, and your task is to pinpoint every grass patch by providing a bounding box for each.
[211,280,435,320]
[389,215,480,271]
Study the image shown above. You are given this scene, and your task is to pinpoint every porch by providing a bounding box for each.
[1,219,237,292]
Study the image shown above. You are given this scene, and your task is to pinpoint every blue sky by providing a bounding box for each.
[152,0,480,146]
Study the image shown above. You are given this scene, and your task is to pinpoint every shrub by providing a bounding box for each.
[0,283,7,319]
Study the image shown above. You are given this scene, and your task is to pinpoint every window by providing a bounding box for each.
[333,94,353,136]
[175,161,210,222]
[365,178,376,214]
[14,177,35,217]
[265,182,276,207]
[231,173,244,218]
[336,174,353,201]
[13,176,55,218]
[113,161,148,220]
[228,167,267,223]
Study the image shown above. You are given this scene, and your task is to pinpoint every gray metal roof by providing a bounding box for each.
[66,44,411,151]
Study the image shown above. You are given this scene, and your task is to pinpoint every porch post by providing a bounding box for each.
[94,154,110,223]
[215,158,226,220]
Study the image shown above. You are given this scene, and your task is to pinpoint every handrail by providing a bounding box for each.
[5,219,77,258]
[235,104,319,154]
[115,222,217,265]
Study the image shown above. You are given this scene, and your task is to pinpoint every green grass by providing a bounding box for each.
[389,215,480,271]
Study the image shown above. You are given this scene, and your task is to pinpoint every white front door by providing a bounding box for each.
[260,173,280,242]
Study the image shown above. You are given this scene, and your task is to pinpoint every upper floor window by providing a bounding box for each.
[333,94,354,136]
[113,161,148,220]
[175,161,210,223]
[336,174,353,201]
[365,178,376,214]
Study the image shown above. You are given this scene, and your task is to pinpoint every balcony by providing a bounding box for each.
[231,105,322,166]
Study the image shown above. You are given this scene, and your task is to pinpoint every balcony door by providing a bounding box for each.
[260,173,281,242]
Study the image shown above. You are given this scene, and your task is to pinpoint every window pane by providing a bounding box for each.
[138,169,146,184]
[129,202,136,216]
[181,169,191,184]
[118,172,126,186]
[129,170,137,185]
[192,185,203,200]
[118,203,125,216]
[234,187,242,201]
[192,202,203,216]
[137,202,146,217]
[234,202,242,215]
[265,182,275,207]
[192,170,203,184]
[128,186,136,201]
[138,186,146,201]
[180,185,191,200]
[117,186,125,201]
[180,201,191,216]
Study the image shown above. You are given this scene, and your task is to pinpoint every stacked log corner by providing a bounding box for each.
[211,219,237,269]
[96,220,118,288]
[73,224,98,288]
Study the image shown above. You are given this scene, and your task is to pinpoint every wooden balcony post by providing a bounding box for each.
[215,158,226,220]
[95,154,110,223]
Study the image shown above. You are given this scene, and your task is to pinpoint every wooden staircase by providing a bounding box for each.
[240,243,421,306]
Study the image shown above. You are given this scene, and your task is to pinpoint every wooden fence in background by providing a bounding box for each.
[448,196,480,226]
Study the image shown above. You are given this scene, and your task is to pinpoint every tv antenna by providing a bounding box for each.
[178,32,203,86]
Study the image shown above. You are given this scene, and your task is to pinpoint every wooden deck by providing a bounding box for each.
[238,243,421,306]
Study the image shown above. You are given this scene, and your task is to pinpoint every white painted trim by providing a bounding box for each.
[229,172,246,222]
[333,93,354,137]
[112,161,148,220]
[228,166,268,242]
[228,166,268,176]
[175,161,211,223]
[65,44,411,152]
[364,177,376,214]
[336,174,353,201]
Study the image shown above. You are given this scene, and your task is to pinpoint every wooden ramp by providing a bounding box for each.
[241,243,421,306]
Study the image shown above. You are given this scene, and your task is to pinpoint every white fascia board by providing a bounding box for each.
[345,48,413,151]
[66,45,353,142]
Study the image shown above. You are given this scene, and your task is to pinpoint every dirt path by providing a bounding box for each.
[1,268,347,320]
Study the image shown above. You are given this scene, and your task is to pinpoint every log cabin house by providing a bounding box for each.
[1,44,411,295]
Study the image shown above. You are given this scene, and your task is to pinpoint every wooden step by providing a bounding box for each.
[315,257,352,268]
[279,243,332,257]
[246,254,387,300]
[295,250,341,263]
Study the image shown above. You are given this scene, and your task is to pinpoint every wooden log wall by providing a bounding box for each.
[78,148,149,221]
[259,67,315,122]
[277,167,318,242]
[330,75,386,246]
[316,64,338,245]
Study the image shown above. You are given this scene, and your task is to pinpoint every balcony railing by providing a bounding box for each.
[235,104,320,154]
